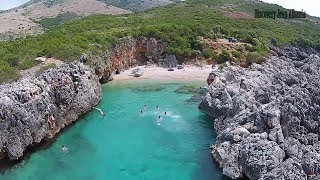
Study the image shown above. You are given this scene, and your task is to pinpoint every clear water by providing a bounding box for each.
[0,80,231,180]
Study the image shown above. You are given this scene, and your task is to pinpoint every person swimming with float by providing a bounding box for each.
[93,107,106,117]
[61,145,68,153]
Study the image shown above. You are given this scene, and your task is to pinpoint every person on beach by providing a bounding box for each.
[61,145,68,153]
[144,105,148,110]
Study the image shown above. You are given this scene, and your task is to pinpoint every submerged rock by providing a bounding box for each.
[199,48,320,179]
[0,62,102,160]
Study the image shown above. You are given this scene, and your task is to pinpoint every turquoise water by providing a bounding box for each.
[0,80,230,180]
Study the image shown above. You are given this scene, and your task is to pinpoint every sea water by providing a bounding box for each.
[0,80,232,180]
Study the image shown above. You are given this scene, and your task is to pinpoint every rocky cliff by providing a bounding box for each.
[92,36,167,83]
[199,47,320,179]
[0,62,101,160]
[0,36,168,161]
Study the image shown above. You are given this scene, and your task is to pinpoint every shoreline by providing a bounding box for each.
[113,65,214,81]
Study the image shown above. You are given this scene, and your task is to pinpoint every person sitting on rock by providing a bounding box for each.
[206,72,219,85]
[48,114,56,129]
[62,76,70,86]
[51,80,58,88]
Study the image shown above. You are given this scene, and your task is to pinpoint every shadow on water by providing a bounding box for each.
[0,110,94,173]
[194,113,250,180]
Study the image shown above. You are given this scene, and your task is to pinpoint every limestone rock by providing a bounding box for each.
[199,47,320,179]
[0,61,101,160]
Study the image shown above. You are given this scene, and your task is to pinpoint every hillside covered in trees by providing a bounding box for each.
[0,0,320,83]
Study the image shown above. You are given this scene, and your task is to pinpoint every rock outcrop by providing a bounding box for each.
[0,62,101,160]
[130,67,144,77]
[199,47,320,179]
[92,36,167,83]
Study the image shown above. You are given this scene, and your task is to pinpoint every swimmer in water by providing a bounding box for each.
[164,112,167,115]
[144,105,148,110]
[93,107,106,117]
[157,116,162,126]
[140,110,143,114]
[156,106,159,110]
[61,145,68,153]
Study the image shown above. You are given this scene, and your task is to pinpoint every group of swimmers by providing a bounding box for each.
[140,105,167,126]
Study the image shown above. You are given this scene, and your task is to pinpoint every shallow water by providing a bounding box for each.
[0,80,232,180]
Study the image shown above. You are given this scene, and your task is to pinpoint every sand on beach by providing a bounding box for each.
[113,65,214,81]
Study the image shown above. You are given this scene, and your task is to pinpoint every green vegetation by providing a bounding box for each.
[246,52,265,65]
[1,0,320,83]
[37,12,79,29]
[232,50,242,59]
[217,49,232,64]
[203,47,214,58]
[43,0,68,7]
[0,62,20,84]
[98,0,146,12]
[35,63,57,77]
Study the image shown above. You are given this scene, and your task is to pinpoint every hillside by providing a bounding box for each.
[0,0,173,38]
[0,0,320,83]
[98,0,173,12]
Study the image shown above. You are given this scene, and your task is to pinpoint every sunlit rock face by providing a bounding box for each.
[92,36,167,83]
[199,46,320,180]
[0,61,101,160]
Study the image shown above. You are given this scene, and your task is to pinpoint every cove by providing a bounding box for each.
[0,80,232,180]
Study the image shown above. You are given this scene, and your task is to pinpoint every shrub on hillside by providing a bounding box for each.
[0,62,20,84]
[232,50,242,59]
[19,59,37,70]
[55,44,83,61]
[217,49,231,64]
[202,47,214,58]
[246,52,265,65]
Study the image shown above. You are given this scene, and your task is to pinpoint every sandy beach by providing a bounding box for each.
[113,65,214,81]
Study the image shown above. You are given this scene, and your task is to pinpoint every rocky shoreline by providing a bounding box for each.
[0,62,101,160]
[1,35,319,180]
[0,36,169,161]
[199,46,320,180]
